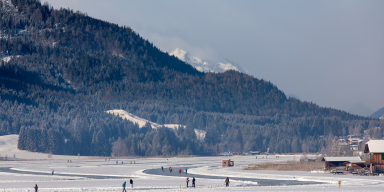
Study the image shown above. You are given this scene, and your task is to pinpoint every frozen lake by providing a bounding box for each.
[1,155,384,191]
[1,135,384,191]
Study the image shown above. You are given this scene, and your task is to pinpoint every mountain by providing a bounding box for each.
[347,103,373,117]
[0,0,380,156]
[169,48,247,73]
[371,107,384,119]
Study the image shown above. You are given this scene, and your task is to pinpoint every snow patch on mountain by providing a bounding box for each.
[106,109,206,140]
[169,48,246,73]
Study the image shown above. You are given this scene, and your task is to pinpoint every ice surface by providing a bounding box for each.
[1,135,384,191]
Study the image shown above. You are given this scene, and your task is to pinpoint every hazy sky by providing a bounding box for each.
[45,0,384,115]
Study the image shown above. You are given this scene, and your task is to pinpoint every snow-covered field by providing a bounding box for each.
[1,135,384,191]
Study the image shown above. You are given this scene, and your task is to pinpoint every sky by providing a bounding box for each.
[45,0,384,116]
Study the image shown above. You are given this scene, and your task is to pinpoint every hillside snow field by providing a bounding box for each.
[107,109,206,140]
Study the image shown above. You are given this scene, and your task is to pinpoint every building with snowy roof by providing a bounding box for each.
[364,140,384,173]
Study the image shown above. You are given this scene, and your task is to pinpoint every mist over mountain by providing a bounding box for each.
[169,48,247,73]
[0,0,382,157]
[287,94,301,100]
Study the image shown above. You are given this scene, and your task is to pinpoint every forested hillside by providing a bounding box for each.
[1,0,382,156]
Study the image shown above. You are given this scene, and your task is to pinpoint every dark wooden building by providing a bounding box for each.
[364,140,384,173]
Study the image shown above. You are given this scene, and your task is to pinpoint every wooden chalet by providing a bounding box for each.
[364,140,384,173]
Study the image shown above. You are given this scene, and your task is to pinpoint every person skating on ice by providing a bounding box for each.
[122,181,127,192]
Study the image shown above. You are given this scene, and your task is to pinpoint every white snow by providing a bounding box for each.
[169,48,247,74]
[1,55,21,63]
[1,56,12,62]
[0,147,384,191]
[106,109,206,140]
[106,109,162,129]
[1,136,384,192]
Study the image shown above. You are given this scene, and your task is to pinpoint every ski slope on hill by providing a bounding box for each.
[106,109,206,140]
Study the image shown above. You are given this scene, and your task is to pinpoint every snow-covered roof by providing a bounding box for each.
[365,140,384,153]
[323,156,361,162]
[348,161,366,164]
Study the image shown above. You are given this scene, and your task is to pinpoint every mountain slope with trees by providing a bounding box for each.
[1,0,382,156]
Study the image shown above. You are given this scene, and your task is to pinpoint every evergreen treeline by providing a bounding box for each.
[1,0,382,156]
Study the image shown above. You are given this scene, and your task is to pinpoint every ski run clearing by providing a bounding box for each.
[106,109,206,140]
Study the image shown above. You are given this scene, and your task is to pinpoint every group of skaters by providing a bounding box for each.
[122,179,133,191]
[185,177,195,187]
[34,169,229,192]
[161,166,188,174]
[117,160,135,164]
[34,176,229,192]
[160,166,231,188]
[184,176,230,188]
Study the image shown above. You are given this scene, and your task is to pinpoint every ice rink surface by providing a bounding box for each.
[1,155,384,192]
[1,135,384,191]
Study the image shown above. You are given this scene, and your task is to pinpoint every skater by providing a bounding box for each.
[186,177,189,187]
[185,168,188,174]
[179,169,181,174]
[52,169,54,175]
[225,177,229,187]
[169,167,172,173]
[34,184,38,192]
[122,181,127,192]
[130,178,133,188]
[161,166,164,171]
[192,177,195,187]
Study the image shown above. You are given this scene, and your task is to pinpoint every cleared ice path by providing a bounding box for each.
[143,167,324,186]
